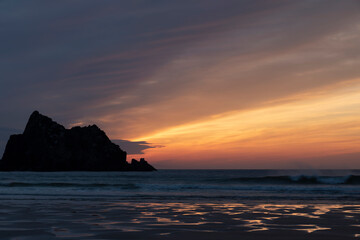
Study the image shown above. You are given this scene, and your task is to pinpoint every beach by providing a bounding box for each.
[0,170,360,239]
[1,200,360,239]
[2,1,360,238]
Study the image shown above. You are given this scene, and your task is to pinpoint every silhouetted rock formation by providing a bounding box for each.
[131,158,156,171]
[0,111,156,171]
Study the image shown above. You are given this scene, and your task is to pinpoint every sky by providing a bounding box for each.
[1,0,360,169]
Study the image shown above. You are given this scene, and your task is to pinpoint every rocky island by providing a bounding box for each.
[0,111,156,171]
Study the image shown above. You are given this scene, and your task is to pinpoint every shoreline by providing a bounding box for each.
[0,199,360,239]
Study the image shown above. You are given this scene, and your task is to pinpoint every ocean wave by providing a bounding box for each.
[217,175,360,185]
[0,182,140,189]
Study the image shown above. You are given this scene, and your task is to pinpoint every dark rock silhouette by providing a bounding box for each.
[131,158,156,171]
[0,111,156,171]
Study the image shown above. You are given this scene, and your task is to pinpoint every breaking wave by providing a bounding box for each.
[219,175,360,185]
[0,182,140,189]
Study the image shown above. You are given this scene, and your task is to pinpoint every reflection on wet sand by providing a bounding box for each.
[295,224,330,233]
[2,201,360,239]
[97,202,360,236]
[243,219,269,232]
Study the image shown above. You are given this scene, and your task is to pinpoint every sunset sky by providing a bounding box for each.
[1,0,360,168]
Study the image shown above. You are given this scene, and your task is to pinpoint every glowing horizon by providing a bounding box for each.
[127,79,360,168]
[1,1,360,169]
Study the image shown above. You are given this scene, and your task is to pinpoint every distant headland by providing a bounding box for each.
[0,111,156,171]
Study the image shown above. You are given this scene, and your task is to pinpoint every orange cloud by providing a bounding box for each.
[134,80,360,168]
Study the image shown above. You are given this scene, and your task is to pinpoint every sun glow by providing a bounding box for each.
[134,80,360,168]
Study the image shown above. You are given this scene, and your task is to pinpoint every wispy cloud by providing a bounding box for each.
[112,139,161,155]
[1,1,360,167]
[137,80,360,168]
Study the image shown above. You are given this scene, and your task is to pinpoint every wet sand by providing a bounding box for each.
[0,200,360,239]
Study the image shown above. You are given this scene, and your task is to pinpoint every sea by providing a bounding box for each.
[2,170,360,239]
[1,169,360,203]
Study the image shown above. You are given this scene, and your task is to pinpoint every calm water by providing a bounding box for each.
[0,170,360,202]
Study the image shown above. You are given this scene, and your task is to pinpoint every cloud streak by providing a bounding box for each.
[1,1,360,168]
[112,139,159,155]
